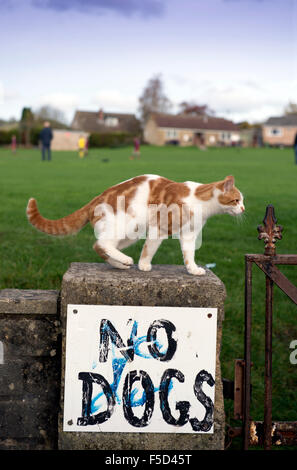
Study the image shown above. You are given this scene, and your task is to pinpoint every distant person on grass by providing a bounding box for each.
[11,134,17,154]
[294,133,297,164]
[129,136,141,160]
[40,121,53,161]
[78,135,86,158]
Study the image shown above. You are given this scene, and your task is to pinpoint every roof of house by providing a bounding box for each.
[151,113,239,132]
[264,115,297,126]
[71,110,139,133]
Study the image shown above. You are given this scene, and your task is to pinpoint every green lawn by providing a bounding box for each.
[1,145,297,448]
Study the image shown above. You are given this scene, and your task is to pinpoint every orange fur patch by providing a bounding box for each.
[89,175,147,225]
[148,178,191,236]
[218,187,241,205]
[93,242,108,260]
[142,244,148,258]
[195,176,240,205]
[26,198,90,236]
[195,183,215,201]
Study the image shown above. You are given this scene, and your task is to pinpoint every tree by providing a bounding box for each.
[178,101,215,116]
[284,102,297,115]
[138,75,172,126]
[237,121,253,130]
[34,105,67,126]
[19,107,34,147]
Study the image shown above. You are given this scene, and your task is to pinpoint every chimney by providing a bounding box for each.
[98,109,104,122]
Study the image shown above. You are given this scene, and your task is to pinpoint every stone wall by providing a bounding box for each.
[0,264,226,450]
[51,129,89,151]
[0,289,60,449]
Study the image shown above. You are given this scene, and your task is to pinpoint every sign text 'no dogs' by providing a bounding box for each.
[63,305,217,434]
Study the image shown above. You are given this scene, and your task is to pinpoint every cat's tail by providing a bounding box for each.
[26,198,90,236]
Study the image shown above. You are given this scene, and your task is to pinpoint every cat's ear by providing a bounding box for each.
[223,175,234,192]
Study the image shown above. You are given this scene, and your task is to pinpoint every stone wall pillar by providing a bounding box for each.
[59,263,226,450]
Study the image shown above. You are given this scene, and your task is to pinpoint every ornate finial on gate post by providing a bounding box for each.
[257,205,283,256]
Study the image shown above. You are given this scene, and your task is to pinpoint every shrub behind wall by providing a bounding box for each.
[89,131,134,148]
[0,128,20,145]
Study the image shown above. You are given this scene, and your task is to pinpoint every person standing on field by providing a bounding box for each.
[78,135,86,158]
[129,136,141,160]
[11,134,17,154]
[40,121,53,161]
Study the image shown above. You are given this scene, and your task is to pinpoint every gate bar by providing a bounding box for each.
[243,256,252,450]
[264,276,273,450]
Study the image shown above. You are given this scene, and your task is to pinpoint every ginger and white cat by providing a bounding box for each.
[26,174,244,275]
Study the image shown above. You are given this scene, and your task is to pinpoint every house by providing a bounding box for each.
[237,125,263,147]
[144,113,240,147]
[262,115,297,147]
[71,109,140,135]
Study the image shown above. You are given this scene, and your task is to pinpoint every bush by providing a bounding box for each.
[30,127,43,146]
[0,127,42,146]
[0,128,20,145]
[89,132,134,148]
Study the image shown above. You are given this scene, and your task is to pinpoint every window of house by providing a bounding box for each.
[166,128,178,138]
[221,132,231,141]
[105,117,119,127]
[268,128,283,137]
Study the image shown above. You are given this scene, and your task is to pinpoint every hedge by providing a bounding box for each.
[0,128,20,145]
[0,127,50,146]
[88,132,134,148]
[0,129,136,148]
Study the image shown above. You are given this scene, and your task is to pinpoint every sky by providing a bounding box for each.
[0,0,297,124]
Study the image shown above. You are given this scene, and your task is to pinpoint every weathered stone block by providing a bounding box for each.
[0,399,57,439]
[0,289,60,450]
[59,263,226,450]
[0,318,60,358]
[0,289,59,315]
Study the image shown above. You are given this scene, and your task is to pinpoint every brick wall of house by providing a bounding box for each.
[263,126,297,146]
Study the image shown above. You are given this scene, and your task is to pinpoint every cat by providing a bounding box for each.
[26,174,244,276]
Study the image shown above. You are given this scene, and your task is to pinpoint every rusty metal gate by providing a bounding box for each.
[225,205,297,450]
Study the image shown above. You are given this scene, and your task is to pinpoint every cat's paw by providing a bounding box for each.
[138,260,152,272]
[187,265,206,276]
[107,258,131,269]
[121,255,134,266]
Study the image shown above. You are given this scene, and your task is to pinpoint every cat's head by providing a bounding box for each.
[216,175,245,216]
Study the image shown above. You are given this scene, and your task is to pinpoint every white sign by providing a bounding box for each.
[63,305,217,434]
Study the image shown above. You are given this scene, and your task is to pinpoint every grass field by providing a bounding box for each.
[1,145,297,448]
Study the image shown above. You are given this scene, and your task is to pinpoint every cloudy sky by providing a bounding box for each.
[1,0,297,124]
